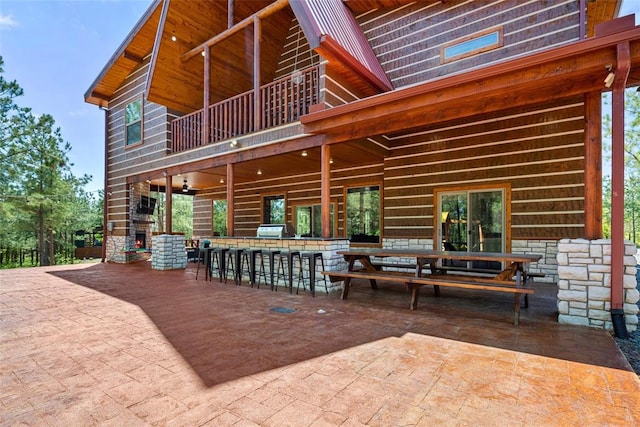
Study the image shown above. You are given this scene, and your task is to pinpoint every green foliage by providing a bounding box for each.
[0,56,103,267]
[602,89,640,245]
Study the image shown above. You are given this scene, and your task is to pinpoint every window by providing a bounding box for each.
[441,28,502,63]
[125,99,143,146]
[262,194,285,224]
[346,185,380,243]
[212,200,227,236]
[293,203,336,237]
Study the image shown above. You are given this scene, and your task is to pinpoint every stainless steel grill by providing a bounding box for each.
[256,224,294,238]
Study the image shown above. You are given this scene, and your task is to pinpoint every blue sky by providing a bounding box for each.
[0,0,639,194]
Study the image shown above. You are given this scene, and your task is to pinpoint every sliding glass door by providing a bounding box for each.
[439,188,505,269]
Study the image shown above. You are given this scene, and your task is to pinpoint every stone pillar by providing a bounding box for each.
[557,238,639,332]
[151,235,187,270]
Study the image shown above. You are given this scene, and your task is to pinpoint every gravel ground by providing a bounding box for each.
[614,263,640,377]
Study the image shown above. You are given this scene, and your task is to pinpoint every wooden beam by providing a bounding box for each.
[610,41,630,312]
[203,46,210,145]
[583,91,602,240]
[254,15,261,131]
[165,174,173,234]
[321,142,331,238]
[228,0,234,28]
[122,50,145,64]
[226,163,235,236]
[182,0,289,62]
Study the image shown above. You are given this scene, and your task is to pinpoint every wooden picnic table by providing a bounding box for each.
[325,248,543,325]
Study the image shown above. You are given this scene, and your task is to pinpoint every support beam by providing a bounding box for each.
[203,46,210,145]
[226,163,235,236]
[254,16,261,131]
[182,0,289,62]
[165,174,173,234]
[610,41,630,338]
[321,143,331,238]
[584,91,602,239]
[102,108,109,263]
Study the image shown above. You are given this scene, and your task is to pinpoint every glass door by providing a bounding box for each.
[439,188,504,269]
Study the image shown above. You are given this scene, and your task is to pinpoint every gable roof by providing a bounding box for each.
[290,0,393,92]
[84,0,623,109]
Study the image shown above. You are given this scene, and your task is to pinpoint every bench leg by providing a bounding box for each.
[408,283,420,310]
[433,284,440,297]
[524,294,529,308]
[514,294,521,326]
[341,277,352,300]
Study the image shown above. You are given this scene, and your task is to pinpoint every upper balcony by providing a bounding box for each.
[170,66,319,154]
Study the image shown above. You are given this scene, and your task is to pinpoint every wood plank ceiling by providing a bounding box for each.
[147,0,292,113]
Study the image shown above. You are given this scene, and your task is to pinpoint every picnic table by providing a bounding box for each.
[323,248,543,325]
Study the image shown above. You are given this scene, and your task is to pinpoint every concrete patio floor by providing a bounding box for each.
[1,261,640,426]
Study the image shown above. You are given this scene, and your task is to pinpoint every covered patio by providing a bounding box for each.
[2,262,639,425]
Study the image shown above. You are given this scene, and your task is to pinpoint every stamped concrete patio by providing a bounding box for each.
[1,261,640,426]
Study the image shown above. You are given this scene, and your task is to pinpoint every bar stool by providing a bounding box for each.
[274,251,301,293]
[298,252,328,296]
[248,249,266,288]
[209,247,229,282]
[225,248,249,286]
[258,250,280,290]
[195,247,211,280]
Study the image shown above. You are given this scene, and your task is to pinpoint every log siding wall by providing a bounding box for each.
[193,163,384,238]
[106,58,171,238]
[383,98,586,240]
[357,0,580,89]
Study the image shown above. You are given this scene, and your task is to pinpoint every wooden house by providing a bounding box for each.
[85,0,640,332]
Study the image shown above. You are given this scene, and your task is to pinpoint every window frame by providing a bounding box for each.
[344,183,382,246]
[433,183,511,253]
[261,193,287,225]
[441,27,503,64]
[124,98,143,147]
[212,198,228,237]
[291,201,338,238]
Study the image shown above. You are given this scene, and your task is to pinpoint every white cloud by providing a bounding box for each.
[0,13,18,30]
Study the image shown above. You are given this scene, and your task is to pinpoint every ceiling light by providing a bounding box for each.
[219,178,224,184]
[329,157,334,164]
[201,51,205,57]
[257,169,262,175]
[171,35,177,42]
[229,139,238,148]
[301,150,308,157]
[182,179,188,193]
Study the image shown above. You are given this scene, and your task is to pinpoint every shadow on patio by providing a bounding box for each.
[50,261,631,388]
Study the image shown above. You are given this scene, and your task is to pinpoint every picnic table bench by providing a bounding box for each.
[322,248,543,326]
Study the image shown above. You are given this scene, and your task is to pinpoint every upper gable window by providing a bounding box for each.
[125,99,143,146]
[441,27,503,63]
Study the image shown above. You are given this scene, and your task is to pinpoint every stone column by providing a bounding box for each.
[557,238,639,332]
[151,235,187,270]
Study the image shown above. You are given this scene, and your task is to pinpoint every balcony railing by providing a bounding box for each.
[171,66,319,154]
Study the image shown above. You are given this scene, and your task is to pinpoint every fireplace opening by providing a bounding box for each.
[135,231,146,249]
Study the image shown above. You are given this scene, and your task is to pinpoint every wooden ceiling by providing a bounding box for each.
[152,138,386,192]
[147,0,293,113]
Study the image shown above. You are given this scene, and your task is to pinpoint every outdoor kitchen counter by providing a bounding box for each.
[201,237,351,294]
